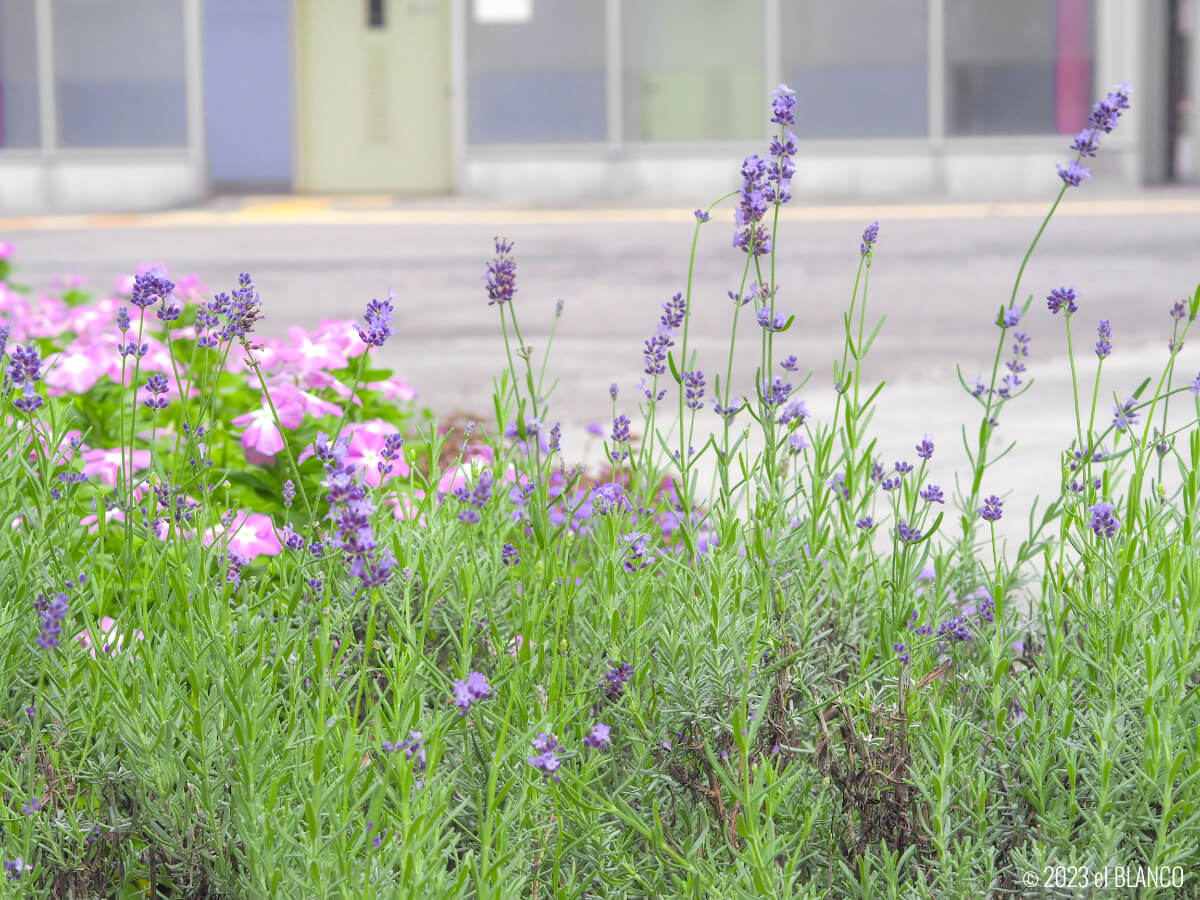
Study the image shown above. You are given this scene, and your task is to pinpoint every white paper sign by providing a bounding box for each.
[474,0,533,24]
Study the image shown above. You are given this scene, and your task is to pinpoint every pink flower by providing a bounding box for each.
[314,319,363,357]
[75,617,145,661]
[79,447,152,485]
[368,378,418,402]
[269,382,342,418]
[45,344,109,395]
[0,241,13,259]
[232,401,305,460]
[287,325,349,371]
[80,508,126,534]
[344,422,409,485]
[389,491,427,523]
[203,511,282,559]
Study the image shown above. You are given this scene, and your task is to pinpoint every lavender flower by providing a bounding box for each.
[1096,319,1112,358]
[1046,286,1078,316]
[610,415,632,461]
[694,209,711,223]
[6,343,45,413]
[920,484,945,504]
[683,370,705,410]
[591,482,631,516]
[893,642,909,666]
[130,269,175,309]
[999,306,1021,328]
[501,543,519,566]
[770,83,796,127]
[1071,128,1100,157]
[979,495,1004,522]
[4,858,33,880]
[1087,82,1132,134]
[660,292,686,329]
[756,307,788,332]
[142,373,170,411]
[528,732,562,781]
[856,516,874,531]
[485,238,516,306]
[895,519,922,543]
[860,221,879,258]
[35,592,69,649]
[609,383,619,401]
[382,730,426,772]
[452,671,492,716]
[355,293,395,348]
[622,531,652,572]
[1170,300,1188,321]
[116,306,130,332]
[894,460,913,474]
[282,480,296,508]
[734,155,772,257]
[915,435,935,460]
[1057,161,1090,187]
[315,431,394,590]
[713,397,743,422]
[602,662,633,699]
[1087,501,1121,538]
[20,797,41,815]
[554,298,565,317]
[882,476,900,492]
[584,723,612,750]
[1112,397,1139,432]
[1191,372,1200,396]
[780,354,798,371]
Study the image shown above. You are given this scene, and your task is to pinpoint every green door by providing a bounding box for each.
[296,0,451,192]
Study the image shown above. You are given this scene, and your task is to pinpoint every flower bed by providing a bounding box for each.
[3,83,1200,897]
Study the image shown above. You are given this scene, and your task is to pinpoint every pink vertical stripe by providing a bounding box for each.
[1055,0,1092,133]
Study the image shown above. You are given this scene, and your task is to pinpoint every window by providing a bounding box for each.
[622,0,763,142]
[53,0,188,148]
[0,0,41,148]
[781,0,927,138]
[947,0,1094,136]
[468,0,605,143]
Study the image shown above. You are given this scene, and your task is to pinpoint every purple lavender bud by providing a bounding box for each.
[979,495,1004,522]
[1087,501,1120,538]
[682,370,705,411]
[894,460,913,474]
[1170,300,1187,321]
[895,519,923,543]
[20,797,41,815]
[856,516,874,531]
[452,671,492,716]
[660,292,686,329]
[1071,128,1100,157]
[501,543,519,566]
[770,83,796,127]
[694,209,711,222]
[920,483,945,504]
[881,476,900,492]
[893,642,910,666]
[999,306,1021,328]
[355,293,395,348]
[130,270,175,310]
[860,221,879,257]
[116,306,131,333]
[34,591,69,649]
[915,436,935,460]
[601,662,633,699]
[1112,397,1139,432]
[1046,286,1078,316]
[485,238,517,307]
[554,297,565,317]
[282,480,296,508]
[1057,161,1090,187]
[583,722,612,750]
[1096,319,1112,358]
[610,415,631,445]
[756,307,787,332]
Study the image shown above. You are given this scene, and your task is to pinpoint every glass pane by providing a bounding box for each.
[782,0,927,138]
[54,0,188,148]
[0,0,41,148]
[468,0,605,143]
[623,0,764,142]
[947,0,1094,136]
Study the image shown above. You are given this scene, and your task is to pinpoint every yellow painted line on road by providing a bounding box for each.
[3,195,1200,232]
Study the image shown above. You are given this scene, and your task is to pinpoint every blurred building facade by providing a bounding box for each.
[0,0,1195,213]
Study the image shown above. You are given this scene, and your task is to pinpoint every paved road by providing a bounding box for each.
[4,191,1200,546]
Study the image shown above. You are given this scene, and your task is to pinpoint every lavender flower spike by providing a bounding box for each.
[355,292,395,348]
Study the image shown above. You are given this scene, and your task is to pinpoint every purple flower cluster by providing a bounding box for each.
[622,531,652,572]
[528,732,562,781]
[861,221,879,258]
[602,662,633,699]
[381,730,426,773]
[34,591,69,649]
[895,519,922,543]
[915,435,935,460]
[355,293,395,348]
[920,484,945,504]
[501,542,519,566]
[584,722,612,749]
[734,155,772,257]
[454,469,493,524]
[610,415,632,461]
[1058,83,1132,185]
[115,306,131,333]
[682,369,705,410]
[282,479,296,508]
[315,431,395,590]
[1087,501,1120,538]
[979,495,1004,522]
[4,858,33,880]
[1046,286,1078,316]
[1112,397,1139,432]
[485,238,517,306]
[452,671,492,716]
[130,269,175,310]
[5,342,44,413]
[591,482,631,517]
[713,397,744,422]
[142,372,170,411]
[759,374,793,409]
[756,307,788,333]
[1096,319,1113,358]
[197,273,264,346]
